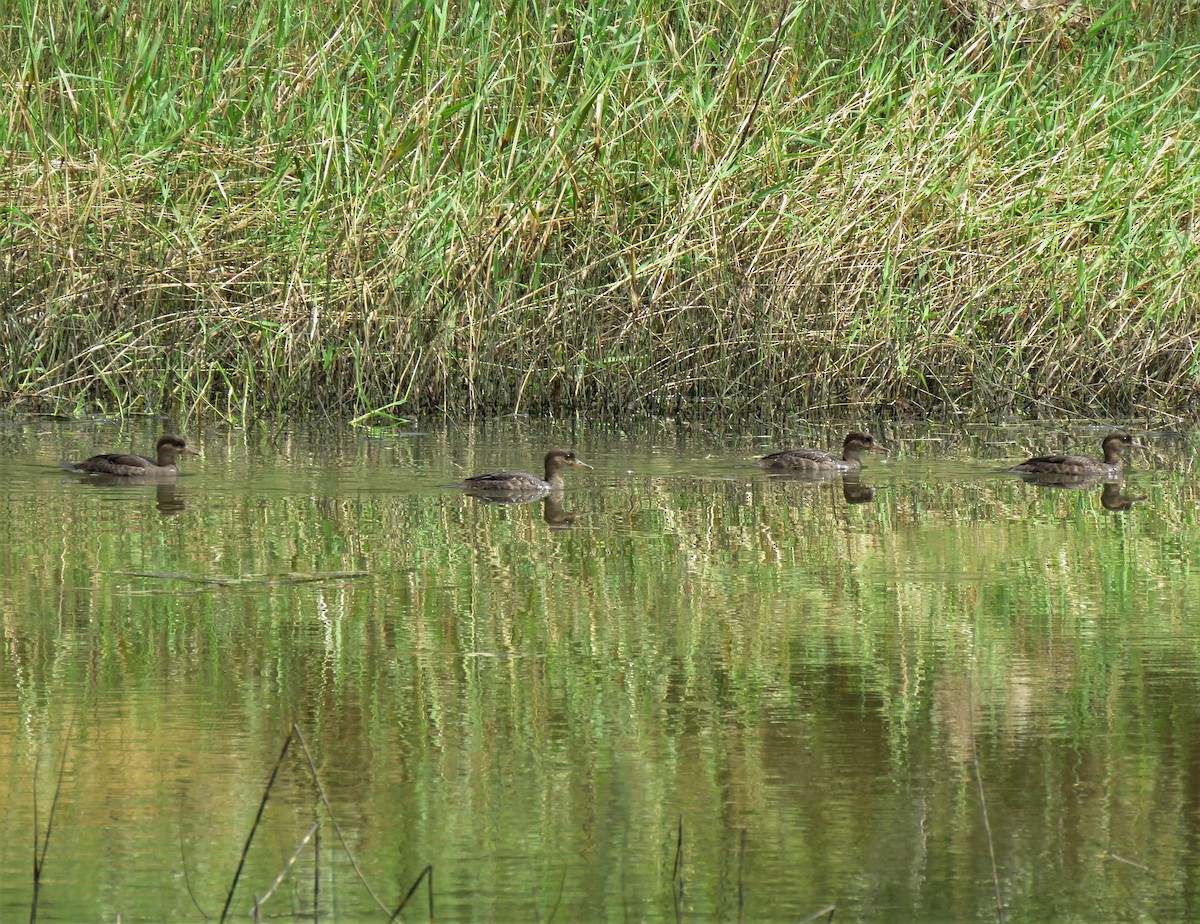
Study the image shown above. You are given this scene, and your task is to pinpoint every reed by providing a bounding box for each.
[3,0,1199,421]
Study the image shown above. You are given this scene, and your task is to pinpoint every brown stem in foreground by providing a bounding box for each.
[30,712,76,924]
[219,729,293,923]
[970,674,1006,923]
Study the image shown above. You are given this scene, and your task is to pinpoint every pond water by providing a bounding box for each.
[1,417,1198,922]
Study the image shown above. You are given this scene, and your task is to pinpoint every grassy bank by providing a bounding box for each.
[3,0,1200,422]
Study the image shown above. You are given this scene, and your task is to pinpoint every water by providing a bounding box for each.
[0,417,1197,921]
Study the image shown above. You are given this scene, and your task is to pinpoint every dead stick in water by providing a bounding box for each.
[672,813,685,923]
[30,713,76,924]
[969,675,1006,924]
[313,827,320,924]
[388,864,434,922]
[737,827,747,923]
[179,795,211,919]
[290,723,392,914]
[252,821,319,914]
[219,729,293,923]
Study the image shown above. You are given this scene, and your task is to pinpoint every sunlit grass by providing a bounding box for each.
[3,0,1200,420]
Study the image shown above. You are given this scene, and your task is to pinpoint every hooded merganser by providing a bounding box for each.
[456,449,591,493]
[1007,432,1144,478]
[63,434,199,476]
[758,432,887,472]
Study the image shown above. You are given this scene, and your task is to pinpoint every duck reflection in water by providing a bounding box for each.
[1099,482,1147,511]
[154,482,187,516]
[1014,471,1146,512]
[464,488,583,528]
[762,466,880,506]
[63,473,189,517]
[839,474,878,505]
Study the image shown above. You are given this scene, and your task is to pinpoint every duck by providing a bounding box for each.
[1006,432,1145,478]
[758,432,888,472]
[63,434,199,476]
[456,449,591,494]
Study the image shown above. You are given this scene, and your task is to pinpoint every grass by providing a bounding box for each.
[3,0,1200,422]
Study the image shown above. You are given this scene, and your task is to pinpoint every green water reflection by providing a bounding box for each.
[1,420,1198,921]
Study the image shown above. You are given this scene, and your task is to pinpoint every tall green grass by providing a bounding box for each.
[3,0,1200,421]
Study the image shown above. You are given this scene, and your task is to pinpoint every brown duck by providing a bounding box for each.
[1007,433,1145,478]
[456,449,591,493]
[758,432,888,473]
[64,434,200,476]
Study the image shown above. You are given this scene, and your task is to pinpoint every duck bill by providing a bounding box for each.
[572,459,593,470]
[181,447,201,457]
[870,444,889,454]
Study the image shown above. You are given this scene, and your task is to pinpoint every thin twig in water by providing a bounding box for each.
[290,723,392,914]
[180,794,211,919]
[31,712,76,924]
[969,675,1006,923]
[31,747,39,924]
[252,821,319,914]
[542,869,566,923]
[1103,851,1151,872]
[219,729,293,923]
[672,813,685,924]
[313,827,320,924]
[737,827,747,923]
[388,865,434,923]
[798,905,836,923]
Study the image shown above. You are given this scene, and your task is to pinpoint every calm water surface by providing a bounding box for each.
[1,418,1198,922]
